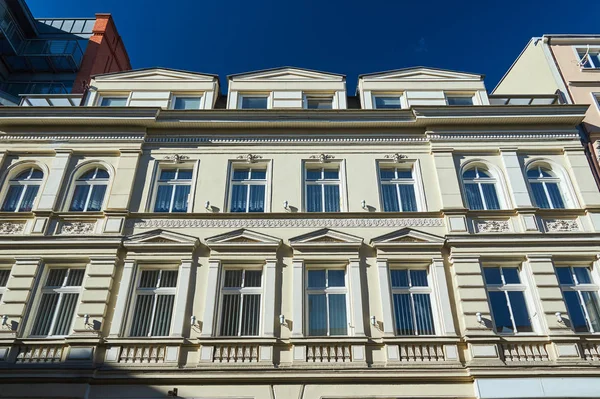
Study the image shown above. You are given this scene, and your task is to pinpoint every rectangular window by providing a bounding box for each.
[483,267,533,334]
[379,167,418,212]
[306,96,333,109]
[130,269,178,337]
[305,166,341,212]
[154,167,193,212]
[446,95,474,106]
[578,49,600,69]
[229,167,267,212]
[306,269,348,336]
[556,266,600,333]
[99,96,128,106]
[240,96,268,109]
[373,95,402,109]
[219,269,262,336]
[0,269,9,302]
[30,268,85,337]
[390,269,435,335]
[172,96,201,110]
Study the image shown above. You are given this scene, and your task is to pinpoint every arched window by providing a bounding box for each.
[527,165,565,209]
[1,167,43,212]
[462,166,501,210]
[69,167,109,212]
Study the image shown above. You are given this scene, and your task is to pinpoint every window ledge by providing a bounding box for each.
[105,337,187,345]
[381,336,461,344]
[464,335,550,343]
[196,337,277,345]
[289,336,369,345]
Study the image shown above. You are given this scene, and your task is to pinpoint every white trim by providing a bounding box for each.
[371,93,404,109]
[460,160,511,210]
[376,159,427,212]
[302,93,335,110]
[225,161,271,213]
[96,93,131,107]
[169,93,204,110]
[302,160,347,212]
[238,93,272,110]
[62,160,115,212]
[148,162,198,213]
[304,265,350,337]
[524,158,579,209]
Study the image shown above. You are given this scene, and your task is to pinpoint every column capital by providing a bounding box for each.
[449,255,480,265]
[180,259,194,267]
[292,258,304,267]
[264,258,278,267]
[123,259,137,268]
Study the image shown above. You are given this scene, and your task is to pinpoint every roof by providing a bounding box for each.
[358,66,484,79]
[227,66,345,79]
[92,67,220,80]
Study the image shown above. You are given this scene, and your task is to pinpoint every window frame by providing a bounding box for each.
[67,166,110,212]
[574,47,600,69]
[302,160,347,212]
[238,94,271,109]
[148,161,199,213]
[305,266,350,337]
[445,92,476,106]
[461,165,503,210]
[377,160,426,212]
[226,162,270,213]
[169,93,204,110]
[97,93,131,107]
[555,265,600,333]
[371,93,405,109]
[127,268,179,337]
[526,164,567,209]
[152,166,194,213]
[217,267,264,337]
[1,166,44,212]
[303,94,335,110]
[0,268,10,304]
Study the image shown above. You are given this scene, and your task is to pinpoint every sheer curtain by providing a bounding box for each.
[172,185,190,212]
[413,294,434,335]
[308,294,327,336]
[464,184,484,210]
[87,185,107,211]
[546,182,565,208]
[324,185,340,212]
[154,186,173,212]
[381,185,399,212]
[481,184,500,210]
[530,182,550,208]
[69,185,90,211]
[328,294,347,335]
[306,185,322,212]
[230,185,247,212]
[248,185,265,212]
[1,186,23,211]
[399,185,417,211]
[20,186,39,211]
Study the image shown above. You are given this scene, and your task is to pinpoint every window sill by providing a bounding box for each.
[197,337,277,345]
[105,336,187,345]
[289,336,369,344]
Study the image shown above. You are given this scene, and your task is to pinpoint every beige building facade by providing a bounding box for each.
[0,67,599,398]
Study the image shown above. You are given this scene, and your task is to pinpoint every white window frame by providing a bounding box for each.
[1,167,43,212]
[128,268,178,337]
[593,92,600,111]
[377,160,427,212]
[226,162,271,213]
[0,268,9,303]
[68,166,110,212]
[28,268,85,338]
[303,161,347,212]
[305,267,350,337]
[169,93,204,110]
[151,166,194,213]
[303,94,335,110]
[371,93,405,109]
[461,165,503,210]
[238,94,271,109]
[445,92,476,106]
[97,93,131,107]
[526,165,566,209]
[556,265,600,333]
[483,266,535,335]
[218,268,264,337]
[574,46,600,69]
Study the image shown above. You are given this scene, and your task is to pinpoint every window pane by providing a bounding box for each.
[390,269,409,288]
[19,185,39,211]
[393,293,414,335]
[248,185,265,212]
[244,270,262,287]
[233,169,249,180]
[582,291,600,332]
[160,270,178,287]
[130,295,153,336]
[66,269,85,286]
[399,184,417,212]
[177,169,193,180]
[307,98,333,109]
[69,185,90,211]
[230,185,248,212]
[240,294,261,335]
[502,268,521,284]
[462,169,477,179]
[546,183,565,209]
[100,97,127,106]
[328,270,345,287]
[481,184,500,210]
[374,96,401,109]
[2,185,23,211]
[483,267,502,285]
[46,268,67,286]
[241,96,268,109]
[527,168,540,178]
[30,169,44,179]
[414,294,435,335]
[151,294,174,336]
[489,291,514,333]
[154,185,173,212]
[323,170,339,180]
[160,169,177,180]
[465,183,484,210]
[0,270,9,286]
[224,270,243,288]
[95,169,109,179]
[308,294,327,336]
[31,293,59,336]
[508,291,533,332]
[380,168,395,180]
[306,169,321,180]
[172,185,190,212]
[87,185,107,211]
[220,294,240,336]
[410,270,428,287]
[251,169,267,180]
[564,291,589,332]
[328,294,348,336]
[447,96,473,105]
[530,182,550,209]
[14,169,32,180]
[574,267,592,284]
[381,184,400,212]
[306,185,322,212]
[139,270,159,288]
[555,267,574,285]
[53,293,79,335]
[308,270,326,289]
[397,169,412,179]
[323,185,340,212]
[174,97,201,110]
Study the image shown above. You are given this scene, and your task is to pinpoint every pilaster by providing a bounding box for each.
[291,258,304,337]
[108,259,136,337]
[200,259,221,337]
[262,259,277,337]
[37,149,71,210]
[171,259,194,337]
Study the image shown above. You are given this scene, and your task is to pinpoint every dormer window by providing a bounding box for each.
[577,48,600,69]
[305,96,333,110]
[373,95,402,109]
[446,94,474,106]
[99,96,128,106]
[172,96,202,110]
[240,95,269,109]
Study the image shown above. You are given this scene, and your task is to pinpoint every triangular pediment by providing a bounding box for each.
[124,229,200,248]
[290,229,363,246]
[229,67,344,82]
[95,68,218,82]
[205,229,282,247]
[371,228,445,247]
[360,67,482,82]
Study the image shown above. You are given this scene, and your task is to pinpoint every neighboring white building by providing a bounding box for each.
[0,67,599,399]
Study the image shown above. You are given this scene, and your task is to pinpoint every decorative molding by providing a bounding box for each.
[384,153,408,163]
[0,222,25,235]
[60,221,95,235]
[236,154,262,163]
[476,220,510,233]
[128,218,445,229]
[0,134,145,142]
[545,219,579,232]
[310,153,335,163]
[164,154,189,163]
[428,133,579,141]
[146,136,428,144]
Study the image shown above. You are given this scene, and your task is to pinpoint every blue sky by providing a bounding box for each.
[29,0,600,93]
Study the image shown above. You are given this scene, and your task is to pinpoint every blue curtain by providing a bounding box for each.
[390,270,409,288]
[381,184,399,212]
[249,185,265,212]
[87,185,107,211]
[306,185,322,212]
[546,182,565,209]
[393,293,414,335]
[399,184,417,211]
[508,291,533,332]
[414,294,435,335]
[324,185,340,212]
[2,185,23,211]
[154,185,173,212]
[230,185,247,212]
[328,294,348,336]
[172,185,190,212]
[69,185,90,211]
[410,270,428,287]
[481,184,500,210]
[464,183,484,210]
[19,185,39,211]
[530,182,550,208]
[308,270,326,289]
[308,294,327,336]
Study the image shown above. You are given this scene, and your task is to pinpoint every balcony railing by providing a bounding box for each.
[20,94,83,107]
[488,94,561,106]
[21,39,84,71]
